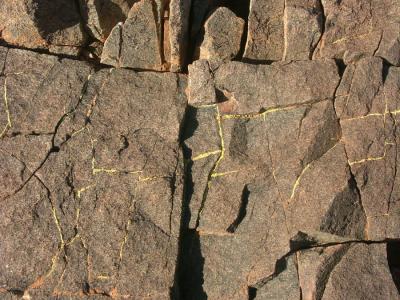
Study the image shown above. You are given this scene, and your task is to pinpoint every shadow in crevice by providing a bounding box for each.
[172,105,206,299]
[227,185,250,233]
[33,0,82,40]
[387,241,400,292]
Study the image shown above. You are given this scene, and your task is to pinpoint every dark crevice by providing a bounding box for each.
[382,60,391,84]
[172,105,206,300]
[334,59,346,78]
[248,286,257,300]
[312,0,326,59]
[241,58,276,65]
[227,185,250,233]
[0,40,101,67]
[387,241,400,292]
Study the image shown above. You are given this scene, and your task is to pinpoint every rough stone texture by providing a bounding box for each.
[101,0,163,70]
[2,1,400,299]
[244,0,285,61]
[79,0,137,42]
[169,0,192,72]
[0,47,186,298]
[188,59,216,105]
[322,243,399,300]
[244,0,323,61]
[0,0,87,55]
[314,0,400,66]
[197,7,245,63]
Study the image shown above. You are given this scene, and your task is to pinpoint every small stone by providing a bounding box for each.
[198,7,245,62]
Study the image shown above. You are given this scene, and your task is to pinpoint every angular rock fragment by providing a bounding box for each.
[0,0,87,55]
[244,0,285,61]
[286,143,367,238]
[336,60,400,239]
[188,59,216,105]
[322,243,399,300]
[335,57,385,119]
[314,0,400,66]
[283,0,323,60]
[297,244,352,300]
[79,0,137,41]
[244,0,323,61]
[169,0,192,71]
[101,0,190,71]
[101,0,163,70]
[191,59,340,114]
[197,7,245,62]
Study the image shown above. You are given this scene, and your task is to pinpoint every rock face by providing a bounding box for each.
[79,0,138,42]
[197,7,245,62]
[1,1,400,299]
[0,0,87,55]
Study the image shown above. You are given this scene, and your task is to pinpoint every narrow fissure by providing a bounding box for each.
[227,185,250,233]
[387,241,400,292]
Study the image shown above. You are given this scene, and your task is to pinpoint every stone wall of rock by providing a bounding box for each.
[0,0,399,299]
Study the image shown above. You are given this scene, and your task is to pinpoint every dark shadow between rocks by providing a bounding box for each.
[33,0,82,40]
[227,185,250,233]
[387,241,400,292]
[172,106,206,299]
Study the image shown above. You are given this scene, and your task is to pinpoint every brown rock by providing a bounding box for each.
[314,0,400,66]
[101,0,163,70]
[169,0,191,72]
[244,0,285,61]
[0,0,87,55]
[78,0,137,41]
[284,0,323,60]
[322,243,399,300]
[197,7,245,62]
[188,59,216,105]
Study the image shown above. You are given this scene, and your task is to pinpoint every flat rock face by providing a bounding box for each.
[0,47,186,298]
[315,0,400,66]
[2,0,400,299]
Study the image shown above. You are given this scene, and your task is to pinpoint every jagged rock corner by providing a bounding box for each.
[0,0,400,299]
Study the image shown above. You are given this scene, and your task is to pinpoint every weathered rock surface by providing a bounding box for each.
[79,0,137,42]
[1,0,400,299]
[197,7,245,63]
[0,47,186,298]
[314,0,400,66]
[0,0,87,55]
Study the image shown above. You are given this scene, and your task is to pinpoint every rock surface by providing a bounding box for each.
[197,7,245,63]
[1,1,400,299]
